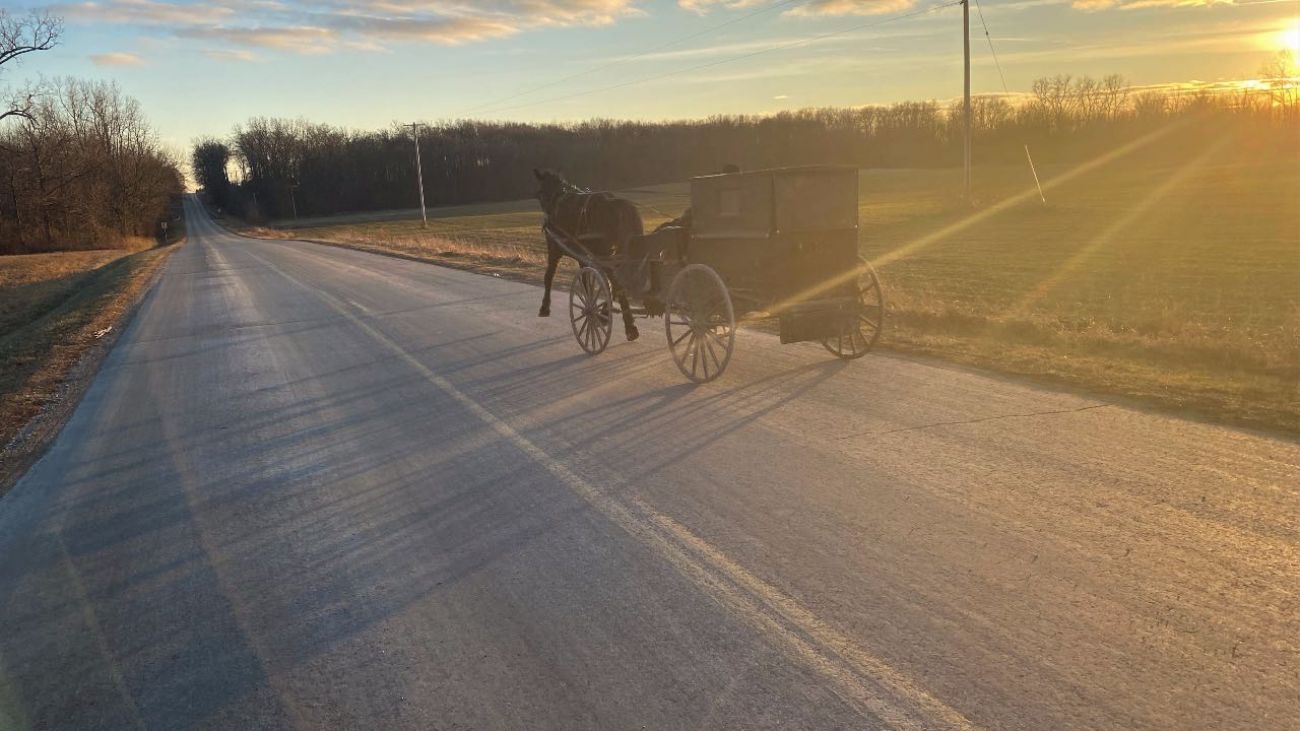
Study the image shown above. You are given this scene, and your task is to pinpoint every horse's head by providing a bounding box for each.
[533,168,570,213]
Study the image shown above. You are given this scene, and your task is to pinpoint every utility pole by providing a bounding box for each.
[406,122,429,228]
[963,0,972,202]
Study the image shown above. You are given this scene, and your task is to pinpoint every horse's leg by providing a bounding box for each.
[539,245,560,317]
[616,286,639,341]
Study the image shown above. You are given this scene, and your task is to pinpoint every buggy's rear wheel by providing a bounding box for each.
[570,266,613,355]
[822,257,884,360]
[666,264,735,383]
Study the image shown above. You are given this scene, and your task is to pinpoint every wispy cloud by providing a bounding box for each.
[90,51,145,66]
[178,25,336,54]
[786,0,918,15]
[202,48,261,62]
[55,0,235,25]
[57,0,644,57]
[1071,0,1236,9]
[681,0,917,14]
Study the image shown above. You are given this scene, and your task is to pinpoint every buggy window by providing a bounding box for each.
[690,173,772,238]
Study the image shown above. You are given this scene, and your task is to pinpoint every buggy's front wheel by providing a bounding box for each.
[823,257,884,360]
[666,264,735,383]
[570,266,613,355]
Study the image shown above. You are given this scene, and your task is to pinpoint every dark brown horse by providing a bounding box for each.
[534,168,643,341]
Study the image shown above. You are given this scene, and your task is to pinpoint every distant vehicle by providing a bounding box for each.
[539,165,885,383]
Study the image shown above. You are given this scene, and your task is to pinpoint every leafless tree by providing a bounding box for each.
[0,78,181,252]
[1258,50,1298,113]
[193,72,1292,223]
[0,9,62,123]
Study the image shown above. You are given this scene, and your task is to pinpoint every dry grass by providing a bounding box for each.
[0,244,177,492]
[243,142,1298,433]
[0,250,133,336]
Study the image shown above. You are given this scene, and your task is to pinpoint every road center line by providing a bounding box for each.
[237,239,979,731]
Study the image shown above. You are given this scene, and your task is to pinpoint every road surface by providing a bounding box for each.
[1,198,1296,730]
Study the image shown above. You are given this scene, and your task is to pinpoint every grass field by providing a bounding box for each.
[258,137,1300,433]
[0,244,176,490]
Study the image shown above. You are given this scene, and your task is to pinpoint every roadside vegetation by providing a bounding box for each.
[194,65,1296,223]
[0,9,185,488]
[0,243,176,479]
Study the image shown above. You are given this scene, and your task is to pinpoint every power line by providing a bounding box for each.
[471,1,962,118]
[971,0,1044,203]
[455,0,807,117]
[971,0,1009,94]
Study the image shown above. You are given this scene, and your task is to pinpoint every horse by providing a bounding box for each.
[533,168,643,341]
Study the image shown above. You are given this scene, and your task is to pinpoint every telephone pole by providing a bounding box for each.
[962,0,972,202]
[405,122,428,227]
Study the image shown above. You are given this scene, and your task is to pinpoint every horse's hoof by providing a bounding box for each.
[538,308,550,317]
[626,326,640,342]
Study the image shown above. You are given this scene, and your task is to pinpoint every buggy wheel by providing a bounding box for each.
[666,264,735,383]
[570,266,613,355]
[822,257,885,360]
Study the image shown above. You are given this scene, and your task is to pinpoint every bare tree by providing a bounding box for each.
[0,9,61,123]
[1,78,181,252]
[1258,50,1298,113]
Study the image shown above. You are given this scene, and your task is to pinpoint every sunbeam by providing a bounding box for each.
[1011,137,1232,315]
[870,121,1190,271]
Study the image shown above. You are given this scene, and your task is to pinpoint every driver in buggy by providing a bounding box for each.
[654,164,739,233]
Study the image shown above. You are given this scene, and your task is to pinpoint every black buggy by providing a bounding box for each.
[543,165,885,383]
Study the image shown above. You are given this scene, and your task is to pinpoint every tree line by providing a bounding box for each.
[195,68,1297,223]
[1,10,183,255]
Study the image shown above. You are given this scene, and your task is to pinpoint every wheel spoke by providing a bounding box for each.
[704,337,721,375]
[703,327,729,354]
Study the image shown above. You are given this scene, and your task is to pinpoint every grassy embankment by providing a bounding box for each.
[0,241,178,489]
[246,140,1299,433]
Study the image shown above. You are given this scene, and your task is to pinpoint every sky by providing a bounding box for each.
[4,0,1297,156]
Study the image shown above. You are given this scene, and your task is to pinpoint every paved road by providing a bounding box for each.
[1,197,1296,730]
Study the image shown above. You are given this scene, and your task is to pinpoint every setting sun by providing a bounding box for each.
[1280,20,1300,54]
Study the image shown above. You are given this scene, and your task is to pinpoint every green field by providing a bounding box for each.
[268,141,1300,433]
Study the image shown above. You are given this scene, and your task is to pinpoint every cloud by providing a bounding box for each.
[785,0,917,14]
[57,0,644,57]
[90,51,145,66]
[1071,0,1235,8]
[327,15,521,45]
[178,25,336,54]
[55,0,235,25]
[203,48,261,62]
[680,0,915,14]
[679,0,764,12]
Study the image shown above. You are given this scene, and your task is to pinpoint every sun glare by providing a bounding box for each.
[1280,20,1300,54]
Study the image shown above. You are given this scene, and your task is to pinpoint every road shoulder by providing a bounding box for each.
[0,243,181,497]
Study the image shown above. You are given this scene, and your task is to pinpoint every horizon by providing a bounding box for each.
[4,0,1297,161]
